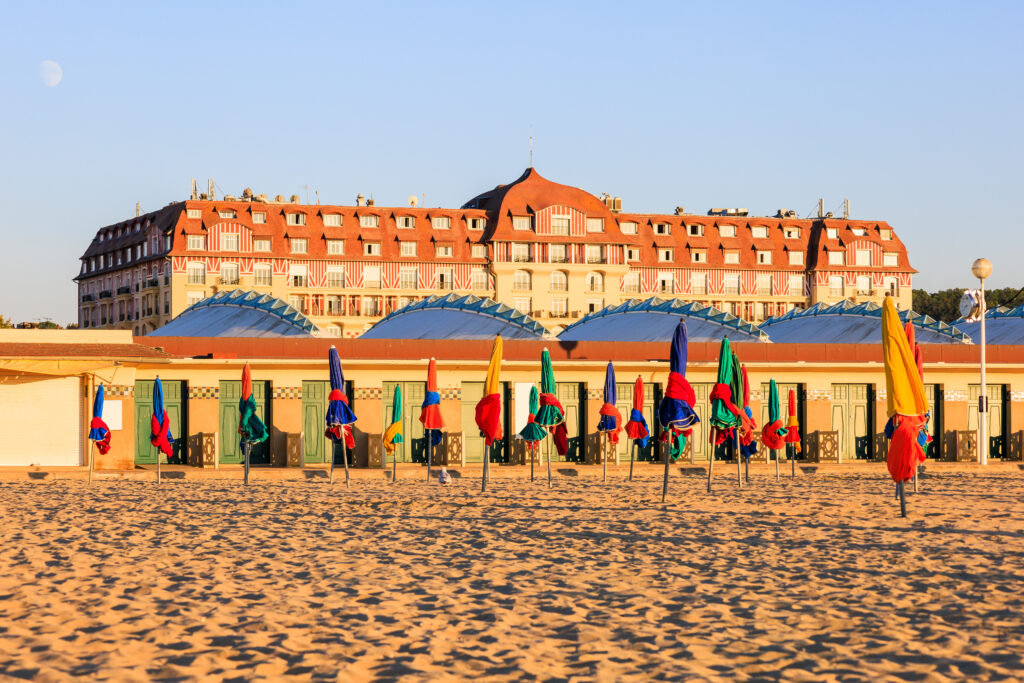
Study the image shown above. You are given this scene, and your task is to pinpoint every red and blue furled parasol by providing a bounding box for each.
[419,357,443,447]
[88,383,111,455]
[597,362,622,443]
[150,376,174,461]
[738,365,758,461]
[474,335,503,447]
[623,375,650,448]
[325,346,357,448]
[657,320,699,459]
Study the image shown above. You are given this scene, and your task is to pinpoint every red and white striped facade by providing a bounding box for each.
[76,167,915,336]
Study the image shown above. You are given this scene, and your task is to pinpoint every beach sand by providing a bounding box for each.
[0,470,1021,681]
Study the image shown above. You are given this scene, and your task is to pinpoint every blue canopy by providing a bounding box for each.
[150,290,318,337]
[955,304,1024,345]
[558,298,768,342]
[361,294,548,340]
[761,300,969,344]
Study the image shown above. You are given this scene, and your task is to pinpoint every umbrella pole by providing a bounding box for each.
[914,463,919,493]
[156,445,161,485]
[329,440,335,485]
[629,441,635,482]
[393,443,397,484]
[546,436,553,488]
[530,447,534,482]
[898,480,907,517]
[661,436,670,503]
[790,444,796,477]
[707,431,715,493]
[426,438,432,483]
[735,430,743,489]
[342,434,350,489]
[481,444,489,493]
[244,440,250,486]
[774,449,779,481]
[602,433,607,483]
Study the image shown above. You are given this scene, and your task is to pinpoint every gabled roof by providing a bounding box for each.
[360,293,548,340]
[150,290,318,338]
[557,298,769,342]
[761,299,969,344]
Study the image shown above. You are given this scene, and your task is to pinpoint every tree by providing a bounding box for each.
[0,315,11,329]
[912,287,1024,322]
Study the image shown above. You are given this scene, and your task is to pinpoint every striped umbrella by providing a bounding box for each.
[326,346,357,486]
[239,363,269,485]
[88,384,111,455]
[882,297,929,516]
[383,384,403,481]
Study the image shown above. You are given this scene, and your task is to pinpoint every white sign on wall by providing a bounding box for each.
[104,400,123,431]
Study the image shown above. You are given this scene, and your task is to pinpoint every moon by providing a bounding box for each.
[40,60,62,87]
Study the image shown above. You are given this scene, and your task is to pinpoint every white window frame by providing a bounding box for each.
[220,233,240,252]
[220,263,239,285]
[619,221,637,235]
[789,274,804,294]
[550,216,570,235]
[471,244,487,259]
[723,250,740,265]
[431,216,451,230]
[692,250,707,264]
[252,212,266,224]
[585,218,605,233]
[719,224,736,238]
[286,213,306,226]
[653,222,671,236]
[359,214,379,229]
[757,250,772,265]
[397,215,415,229]
[326,268,346,289]
[549,271,568,292]
[327,239,345,255]
[290,238,308,254]
[435,243,454,258]
[323,214,342,227]
[513,269,532,291]
[364,242,381,257]
[855,249,872,267]
[253,238,271,252]
[827,227,838,239]
[752,225,769,239]
[471,268,488,290]
[468,217,485,231]
[254,264,272,287]
[783,226,800,239]
[789,251,804,266]
[400,241,417,257]
[659,248,673,262]
[883,252,898,267]
[186,262,206,285]
[187,235,206,250]
[626,247,640,262]
[513,216,533,231]
[399,267,417,290]
[828,251,845,266]
[187,208,202,219]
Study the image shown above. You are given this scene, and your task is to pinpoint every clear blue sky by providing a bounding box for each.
[1,1,1021,324]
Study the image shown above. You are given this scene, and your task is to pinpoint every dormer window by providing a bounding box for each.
[219,209,237,219]
[513,216,533,231]
[397,216,415,229]
[687,224,704,237]
[880,228,893,240]
[658,248,673,262]
[360,214,379,228]
[323,214,342,227]
[752,225,769,239]
[852,227,868,236]
[724,249,740,264]
[586,218,604,233]
[252,212,266,224]
[783,226,800,239]
[187,209,202,219]
[468,217,485,230]
[757,250,772,265]
[654,222,671,236]
[692,249,707,263]
[286,212,306,226]
[826,227,838,239]
[431,216,451,230]
[719,224,736,238]
[550,216,570,235]
[619,221,637,235]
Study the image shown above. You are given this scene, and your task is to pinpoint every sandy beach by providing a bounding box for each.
[0,470,1021,681]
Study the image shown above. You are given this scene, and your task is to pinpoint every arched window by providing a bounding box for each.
[513,269,532,291]
[550,271,568,292]
[585,271,604,293]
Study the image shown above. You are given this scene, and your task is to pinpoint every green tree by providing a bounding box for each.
[0,315,12,329]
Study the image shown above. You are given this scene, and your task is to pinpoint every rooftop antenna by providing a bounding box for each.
[843,198,850,219]
[315,189,320,205]
[208,178,215,199]
[303,184,310,204]
[817,198,824,218]
[190,178,199,200]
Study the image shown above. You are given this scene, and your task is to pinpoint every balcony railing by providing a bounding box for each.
[549,256,569,263]
[117,286,131,295]
[146,278,160,289]
[81,294,94,302]
[513,255,532,262]
[585,256,607,264]
[98,290,112,299]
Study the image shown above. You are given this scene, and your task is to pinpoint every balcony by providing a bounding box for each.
[98,290,112,299]
[513,255,532,263]
[117,286,131,295]
[585,257,607,264]
[145,279,160,289]
[549,256,569,264]
[81,294,94,302]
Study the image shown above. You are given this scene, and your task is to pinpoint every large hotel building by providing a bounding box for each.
[75,168,915,336]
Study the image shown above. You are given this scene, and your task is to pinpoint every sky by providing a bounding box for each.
[1,0,1022,324]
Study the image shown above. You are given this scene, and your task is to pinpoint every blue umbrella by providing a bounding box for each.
[656,320,699,501]
[88,383,111,454]
[597,362,622,482]
[325,346,357,486]
[150,377,174,460]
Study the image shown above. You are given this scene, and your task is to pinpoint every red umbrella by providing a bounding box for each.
[623,375,650,482]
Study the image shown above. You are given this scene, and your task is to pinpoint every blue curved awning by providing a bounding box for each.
[150,290,318,337]
[954,304,1024,344]
[557,298,769,342]
[761,300,970,344]
[360,294,548,340]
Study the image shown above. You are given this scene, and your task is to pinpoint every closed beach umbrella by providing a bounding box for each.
[709,338,742,434]
[419,358,443,446]
[656,320,699,501]
[761,380,787,450]
[474,335,503,491]
[624,375,650,448]
[238,363,269,485]
[89,383,111,455]
[882,297,930,516]
[534,347,567,485]
[326,346,357,486]
[518,386,547,444]
[785,389,802,452]
[383,384,404,456]
[150,376,174,460]
[597,362,622,443]
[738,365,758,464]
[657,319,699,457]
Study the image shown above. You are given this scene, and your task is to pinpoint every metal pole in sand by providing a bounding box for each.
[707,432,715,493]
[913,463,919,493]
[329,441,335,485]
[243,440,250,486]
[530,447,535,482]
[898,480,907,517]
[426,438,433,483]
[156,445,161,486]
[774,448,780,481]
[790,443,796,477]
[735,430,743,488]
[393,443,398,484]
[602,433,608,483]
[661,436,671,503]
[341,435,350,489]
[481,444,489,493]
[546,438,553,488]
[628,441,636,482]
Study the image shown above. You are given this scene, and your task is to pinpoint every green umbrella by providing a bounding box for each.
[519,386,547,442]
[383,385,403,481]
[709,338,740,430]
[534,348,563,426]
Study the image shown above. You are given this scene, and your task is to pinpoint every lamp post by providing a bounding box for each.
[972,258,992,465]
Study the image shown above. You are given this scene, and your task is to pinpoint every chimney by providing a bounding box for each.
[356,193,365,207]
[135,201,141,217]
[817,198,824,218]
